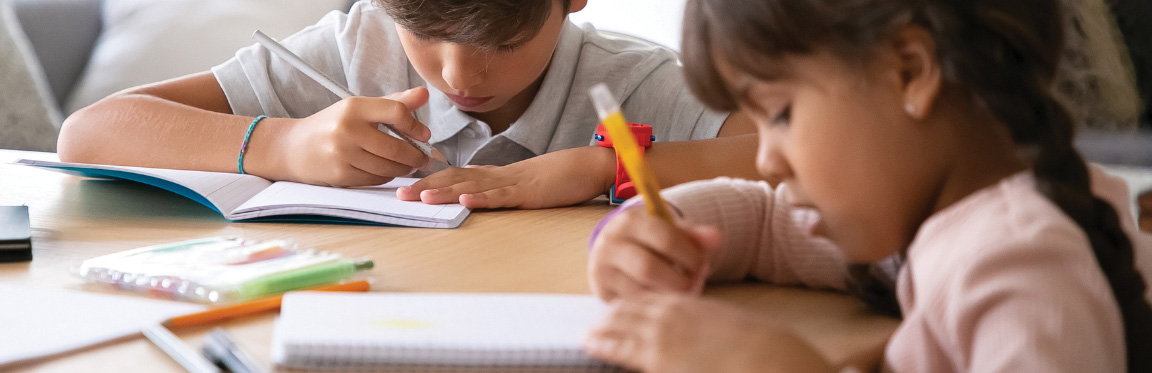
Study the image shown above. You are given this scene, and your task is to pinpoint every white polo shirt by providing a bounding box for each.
[212,0,727,168]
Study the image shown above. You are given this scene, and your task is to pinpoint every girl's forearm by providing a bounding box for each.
[646,134,760,187]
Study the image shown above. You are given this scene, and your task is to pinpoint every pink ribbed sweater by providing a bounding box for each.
[656,168,1151,372]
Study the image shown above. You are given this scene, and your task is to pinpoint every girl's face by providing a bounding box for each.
[718,50,943,263]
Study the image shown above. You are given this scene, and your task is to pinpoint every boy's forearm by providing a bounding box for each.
[57,94,288,178]
[589,135,758,197]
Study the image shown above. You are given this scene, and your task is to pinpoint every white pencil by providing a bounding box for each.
[142,324,220,373]
[252,30,452,168]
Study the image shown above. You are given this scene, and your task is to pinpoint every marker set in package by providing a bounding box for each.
[76,237,372,304]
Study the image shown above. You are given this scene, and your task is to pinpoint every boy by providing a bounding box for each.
[57,0,757,209]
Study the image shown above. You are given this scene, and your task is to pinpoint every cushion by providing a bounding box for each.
[0,0,60,152]
[63,0,350,114]
[11,0,102,111]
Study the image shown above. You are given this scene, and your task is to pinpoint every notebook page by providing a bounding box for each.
[231,178,468,223]
[227,207,468,228]
[273,293,609,367]
[0,284,206,367]
[15,159,272,214]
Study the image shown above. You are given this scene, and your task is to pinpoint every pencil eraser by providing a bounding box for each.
[0,206,32,262]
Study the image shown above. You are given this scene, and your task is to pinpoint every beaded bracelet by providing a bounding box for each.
[237,115,268,175]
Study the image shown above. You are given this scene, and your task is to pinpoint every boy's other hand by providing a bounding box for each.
[588,206,720,302]
[583,293,834,373]
[277,88,433,187]
[396,146,616,209]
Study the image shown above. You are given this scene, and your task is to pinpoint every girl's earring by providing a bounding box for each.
[904,103,917,117]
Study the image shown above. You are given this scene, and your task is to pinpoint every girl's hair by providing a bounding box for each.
[681,0,1152,369]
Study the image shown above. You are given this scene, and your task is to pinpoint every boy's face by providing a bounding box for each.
[396,1,568,115]
[718,51,942,264]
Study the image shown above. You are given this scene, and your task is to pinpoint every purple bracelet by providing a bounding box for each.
[588,201,645,251]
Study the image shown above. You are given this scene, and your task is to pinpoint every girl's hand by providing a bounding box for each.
[584,293,835,373]
[395,146,617,209]
[588,206,721,302]
[274,87,433,187]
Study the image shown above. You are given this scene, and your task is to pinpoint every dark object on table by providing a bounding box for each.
[0,206,32,262]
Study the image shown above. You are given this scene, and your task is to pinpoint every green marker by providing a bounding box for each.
[224,259,374,302]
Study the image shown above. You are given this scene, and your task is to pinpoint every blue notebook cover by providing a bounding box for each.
[15,159,470,228]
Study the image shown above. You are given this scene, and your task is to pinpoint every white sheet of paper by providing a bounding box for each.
[0,284,206,367]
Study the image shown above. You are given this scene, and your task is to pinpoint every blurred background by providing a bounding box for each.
[0,0,1149,167]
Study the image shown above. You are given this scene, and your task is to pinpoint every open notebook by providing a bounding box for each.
[15,159,470,228]
[272,292,620,371]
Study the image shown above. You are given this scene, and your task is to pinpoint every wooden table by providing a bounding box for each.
[0,150,898,372]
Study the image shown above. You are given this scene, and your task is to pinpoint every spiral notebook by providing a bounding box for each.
[272,292,620,370]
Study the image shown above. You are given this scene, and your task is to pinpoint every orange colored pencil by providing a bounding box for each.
[162,280,371,330]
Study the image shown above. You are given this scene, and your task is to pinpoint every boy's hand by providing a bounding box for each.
[395,146,616,209]
[588,206,721,302]
[583,293,834,373]
[275,87,433,187]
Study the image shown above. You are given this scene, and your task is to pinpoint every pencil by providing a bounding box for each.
[162,280,370,330]
[588,83,674,223]
[142,324,221,373]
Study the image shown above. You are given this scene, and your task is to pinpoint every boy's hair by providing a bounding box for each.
[681,0,1152,369]
[373,0,572,48]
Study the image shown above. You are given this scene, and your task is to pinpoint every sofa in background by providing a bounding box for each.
[2,0,356,151]
[13,0,356,117]
[3,0,1152,166]
[10,0,100,121]
[0,0,59,152]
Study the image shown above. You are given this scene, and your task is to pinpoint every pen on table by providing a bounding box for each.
[163,280,371,330]
[251,29,452,169]
[143,324,221,373]
[202,328,263,373]
[588,83,674,223]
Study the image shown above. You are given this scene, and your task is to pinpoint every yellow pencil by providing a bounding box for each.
[589,83,673,223]
[162,280,371,330]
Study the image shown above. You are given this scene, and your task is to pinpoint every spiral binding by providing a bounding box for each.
[279,341,624,372]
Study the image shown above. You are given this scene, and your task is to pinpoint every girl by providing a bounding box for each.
[583,0,1152,371]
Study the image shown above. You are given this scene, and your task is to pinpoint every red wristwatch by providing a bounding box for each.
[595,123,654,205]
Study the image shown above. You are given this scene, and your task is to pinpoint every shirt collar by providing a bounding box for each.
[499,20,583,156]
[426,85,476,144]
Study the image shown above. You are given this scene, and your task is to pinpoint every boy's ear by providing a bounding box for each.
[892,26,941,120]
[568,0,589,13]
